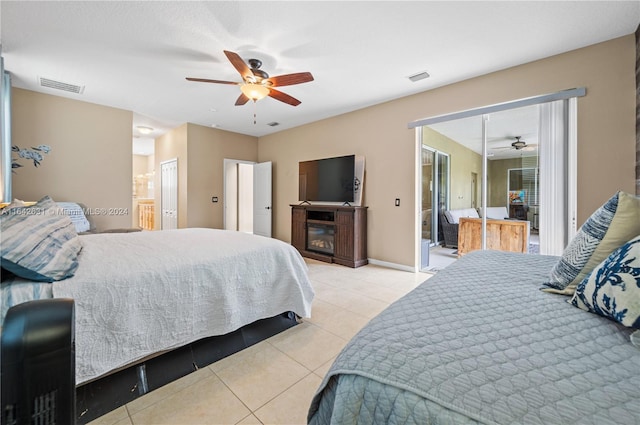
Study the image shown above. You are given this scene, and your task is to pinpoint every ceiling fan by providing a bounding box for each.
[186,50,314,107]
[492,136,538,151]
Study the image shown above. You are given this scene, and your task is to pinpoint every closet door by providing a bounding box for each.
[160,159,178,230]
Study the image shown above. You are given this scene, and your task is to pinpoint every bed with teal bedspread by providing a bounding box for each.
[308,250,640,425]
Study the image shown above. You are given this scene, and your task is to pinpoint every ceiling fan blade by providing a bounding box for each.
[186,77,239,85]
[268,88,301,106]
[223,50,253,81]
[266,72,314,87]
[235,93,250,106]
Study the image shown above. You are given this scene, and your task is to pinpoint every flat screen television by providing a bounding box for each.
[299,155,355,203]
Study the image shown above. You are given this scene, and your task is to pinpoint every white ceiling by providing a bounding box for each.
[2,1,639,157]
[429,104,541,160]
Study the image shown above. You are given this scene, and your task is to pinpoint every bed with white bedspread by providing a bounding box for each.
[3,227,314,385]
[63,228,313,384]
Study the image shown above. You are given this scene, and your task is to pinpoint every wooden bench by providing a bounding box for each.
[457,217,530,256]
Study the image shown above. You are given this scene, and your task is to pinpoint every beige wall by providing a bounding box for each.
[154,124,188,229]
[11,88,132,231]
[9,35,635,268]
[154,123,258,229]
[259,35,636,268]
[487,157,539,207]
[422,127,483,210]
[186,123,257,229]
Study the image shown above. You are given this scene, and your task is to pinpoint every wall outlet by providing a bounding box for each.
[212,196,218,203]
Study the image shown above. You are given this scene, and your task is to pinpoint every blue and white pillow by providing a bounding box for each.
[56,202,91,233]
[544,191,640,294]
[0,196,82,282]
[570,235,640,329]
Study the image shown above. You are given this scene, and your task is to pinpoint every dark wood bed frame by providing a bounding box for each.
[75,312,300,424]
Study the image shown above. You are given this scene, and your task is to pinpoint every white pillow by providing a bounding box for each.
[446,208,479,224]
[484,206,509,220]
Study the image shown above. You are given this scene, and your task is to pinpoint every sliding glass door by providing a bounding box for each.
[412,89,582,269]
[420,147,449,246]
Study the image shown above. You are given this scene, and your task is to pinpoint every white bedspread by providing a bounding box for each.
[52,228,314,385]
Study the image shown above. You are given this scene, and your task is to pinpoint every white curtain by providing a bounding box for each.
[538,99,573,255]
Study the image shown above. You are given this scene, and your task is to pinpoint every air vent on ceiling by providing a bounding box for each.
[38,77,85,94]
[266,122,280,127]
[407,71,430,83]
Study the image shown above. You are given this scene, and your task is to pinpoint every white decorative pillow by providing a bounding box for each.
[0,196,82,282]
[446,208,479,224]
[570,235,640,329]
[483,206,509,220]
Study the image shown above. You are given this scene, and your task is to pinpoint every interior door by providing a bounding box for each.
[253,161,272,237]
[160,159,178,230]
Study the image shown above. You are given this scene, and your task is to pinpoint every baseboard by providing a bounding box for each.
[367,258,416,273]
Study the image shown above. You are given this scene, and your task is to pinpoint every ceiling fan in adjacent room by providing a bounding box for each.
[492,136,538,152]
[186,50,314,107]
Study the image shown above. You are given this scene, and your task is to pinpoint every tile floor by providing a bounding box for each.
[422,245,459,272]
[87,259,436,425]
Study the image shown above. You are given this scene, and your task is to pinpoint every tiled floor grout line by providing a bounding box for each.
[312,296,391,319]
[264,325,345,373]
[125,404,133,425]
[210,368,264,424]
[248,371,316,421]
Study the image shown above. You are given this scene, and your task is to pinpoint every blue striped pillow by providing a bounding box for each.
[56,202,91,233]
[544,191,640,294]
[1,196,82,282]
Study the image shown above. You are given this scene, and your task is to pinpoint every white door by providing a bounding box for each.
[253,161,272,237]
[160,159,178,230]
[237,163,254,233]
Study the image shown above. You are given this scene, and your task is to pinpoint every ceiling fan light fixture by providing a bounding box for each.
[137,126,154,135]
[511,136,527,150]
[240,83,270,101]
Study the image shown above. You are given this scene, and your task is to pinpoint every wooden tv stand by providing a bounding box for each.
[291,204,368,268]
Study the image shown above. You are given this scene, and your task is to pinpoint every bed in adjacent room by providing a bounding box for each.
[1,196,314,422]
[309,191,640,425]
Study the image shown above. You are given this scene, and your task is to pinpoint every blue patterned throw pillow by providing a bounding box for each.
[570,235,640,329]
[544,191,640,294]
[1,196,82,282]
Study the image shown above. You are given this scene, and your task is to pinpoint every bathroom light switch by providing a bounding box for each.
[395,198,400,207]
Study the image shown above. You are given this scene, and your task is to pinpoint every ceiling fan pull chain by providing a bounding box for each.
[253,100,257,125]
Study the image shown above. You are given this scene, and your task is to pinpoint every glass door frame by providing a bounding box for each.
[420,145,450,249]
[412,89,583,271]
